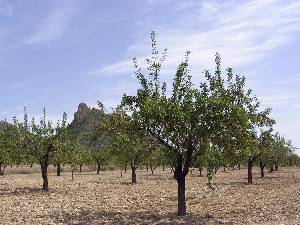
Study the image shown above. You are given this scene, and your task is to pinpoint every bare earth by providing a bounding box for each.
[0,167,299,225]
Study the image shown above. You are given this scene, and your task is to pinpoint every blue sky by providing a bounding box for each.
[0,0,299,154]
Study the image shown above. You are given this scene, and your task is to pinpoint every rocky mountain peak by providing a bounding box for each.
[74,102,91,123]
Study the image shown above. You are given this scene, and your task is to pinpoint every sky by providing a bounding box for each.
[0,0,299,154]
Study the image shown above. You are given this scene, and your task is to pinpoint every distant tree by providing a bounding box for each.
[74,102,111,175]
[287,153,299,167]
[266,133,292,172]
[18,108,69,191]
[145,144,165,175]
[204,145,224,187]
[257,129,273,178]
[105,108,149,183]
[51,116,72,176]
[63,140,84,180]
[0,120,20,175]
[192,141,210,177]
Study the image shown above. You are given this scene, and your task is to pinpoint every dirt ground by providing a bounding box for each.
[0,166,299,225]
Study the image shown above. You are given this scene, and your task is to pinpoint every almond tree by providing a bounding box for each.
[105,109,149,183]
[204,145,224,187]
[121,32,272,215]
[19,108,69,191]
[258,129,273,178]
[145,144,164,175]
[0,120,20,175]
[267,133,292,172]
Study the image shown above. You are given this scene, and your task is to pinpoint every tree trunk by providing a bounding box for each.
[177,175,186,216]
[131,165,137,183]
[162,165,165,171]
[56,162,61,176]
[238,164,241,170]
[97,161,101,175]
[79,164,82,173]
[120,167,123,178]
[146,164,149,172]
[124,164,127,173]
[232,165,235,171]
[269,165,274,173]
[189,168,193,175]
[259,160,265,178]
[247,156,253,184]
[275,164,278,171]
[150,165,156,175]
[40,144,53,191]
[289,159,292,167]
[199,167,203,177]
[41,162,49,191]
[174,151,191,216]
[0,162,4,176]
[71,165,75,180]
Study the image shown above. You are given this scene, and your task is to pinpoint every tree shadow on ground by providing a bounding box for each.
[120,181,135,185]
[141,174,174,181]
[260,176,283,179]
[0,187,48,196]
[214,181,246,186]
[50,210,227,225]
[141,173,161,177]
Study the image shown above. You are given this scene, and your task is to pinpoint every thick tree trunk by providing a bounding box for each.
[238,164,241,170]
[174,151,191,216]
[247,157,253,184]
[79,164,82,173]
[56,162,61,176]
[259,160,265,178]
[176,175,186,216]
[41,162,49,191]
[162,165,165,171]
[275,164,278,171]
[40,144,53,191]
[131,165,137,183]
[0,162,4,176]
[97,161,101,175]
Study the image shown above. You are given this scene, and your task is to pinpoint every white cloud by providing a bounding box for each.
[90,0,300,78]
[199,0,221,17]
[88,60,133,76]
[21,5,76,46]
[260,94,300,107]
